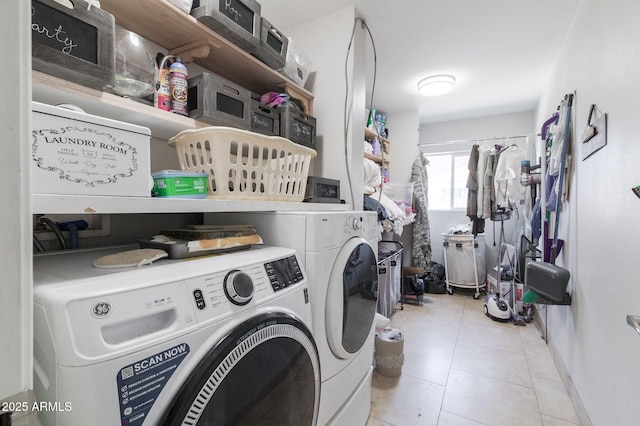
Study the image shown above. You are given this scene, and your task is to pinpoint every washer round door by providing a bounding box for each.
[162,313,320,426]
[325,237,378,359]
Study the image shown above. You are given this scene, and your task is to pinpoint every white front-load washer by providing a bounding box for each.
[208,211,379,426]
[33,245,320,426]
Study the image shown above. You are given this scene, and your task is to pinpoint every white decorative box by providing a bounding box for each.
[31,102,152,197]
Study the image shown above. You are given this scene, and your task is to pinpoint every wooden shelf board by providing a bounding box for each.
[32,71,198,140]
[101,0,313,110]
[32,194,350,215]
[30,1,325,215]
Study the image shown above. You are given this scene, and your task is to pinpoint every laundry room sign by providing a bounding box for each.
[31,102,152,197]
[116,343,190,426]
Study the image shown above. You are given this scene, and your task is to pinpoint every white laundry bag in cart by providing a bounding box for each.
[442,233,486,285]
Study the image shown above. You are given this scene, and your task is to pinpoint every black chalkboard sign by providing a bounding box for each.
[316,182,339,199]
[251,105,276,135]
[253,113,274,132]
[32,0,98,63]
[280,107,316,149]
[292,118,313,146]
[31,0,115,90]
[219,0,255,34]
[217,93,245,119]
[266,30,284,54]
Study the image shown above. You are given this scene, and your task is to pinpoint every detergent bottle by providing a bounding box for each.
[169,57,188,116]
[155,54,173,111]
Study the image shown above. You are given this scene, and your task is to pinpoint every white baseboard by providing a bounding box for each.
[533,309,592,426]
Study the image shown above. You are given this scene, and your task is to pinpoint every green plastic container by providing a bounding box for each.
[151,170,208,199]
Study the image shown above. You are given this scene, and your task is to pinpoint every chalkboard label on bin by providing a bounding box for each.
[293,118,313,146]
[253,113,274,132]
[217,93,244,118]
[266,31,284,54]
[219,0,255,34]
[316,182,338,198]
[31,0,98,64]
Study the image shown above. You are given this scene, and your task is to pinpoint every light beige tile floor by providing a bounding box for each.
[367,291,581,426]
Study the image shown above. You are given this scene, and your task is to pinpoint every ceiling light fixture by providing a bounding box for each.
[418,74,456,96]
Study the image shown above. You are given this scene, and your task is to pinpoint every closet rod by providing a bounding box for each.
[418,134,534,147]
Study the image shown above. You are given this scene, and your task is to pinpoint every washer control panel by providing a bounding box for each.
[340,212,378,241]
[185,251,305,325]
[264,255,304,291]
[224,270,254,305]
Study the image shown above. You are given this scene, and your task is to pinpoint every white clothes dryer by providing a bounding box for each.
[208,211,379,426]
[33,245,319,426]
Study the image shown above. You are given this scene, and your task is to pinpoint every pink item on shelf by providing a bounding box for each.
[260,92,290,108]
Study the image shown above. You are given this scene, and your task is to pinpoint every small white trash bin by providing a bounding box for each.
[374,328,404,377]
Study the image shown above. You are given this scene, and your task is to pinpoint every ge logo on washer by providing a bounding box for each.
[91,300,112,318]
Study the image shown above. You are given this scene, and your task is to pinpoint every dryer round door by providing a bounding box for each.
[325,237,378,359]
[162,313,320,425]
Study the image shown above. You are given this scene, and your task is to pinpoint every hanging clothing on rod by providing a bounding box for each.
[481,144,508,221]
[410,153,432,269]
[474,138,529,221]
[494,143,528,209]
[476,144,491,218]
[466,144,484,236]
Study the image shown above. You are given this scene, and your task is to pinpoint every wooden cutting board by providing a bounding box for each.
[160,224,258,241]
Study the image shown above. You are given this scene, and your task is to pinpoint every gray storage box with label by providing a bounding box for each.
[32,0,115,91]
[304,176,341,203]
[250,99,280,136]
[253,18,288,70]
[190,0,261,52]
[188,72,251,130]
[279,105,316,149]
[31,102,151,197]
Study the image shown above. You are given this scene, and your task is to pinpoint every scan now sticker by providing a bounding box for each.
[116,343,190,426]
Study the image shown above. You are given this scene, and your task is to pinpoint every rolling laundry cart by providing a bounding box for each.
[442,233,486,299]
[377,241,404,317]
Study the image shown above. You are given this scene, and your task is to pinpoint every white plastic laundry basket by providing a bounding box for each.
[169,127,316,201]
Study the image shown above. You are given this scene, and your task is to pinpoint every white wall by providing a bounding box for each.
[536,0,640,424]
[271,7,420,213]
[280,7,367,209]
[381,110,420,264]
[385,110,420,183]
[421,110,536,143]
